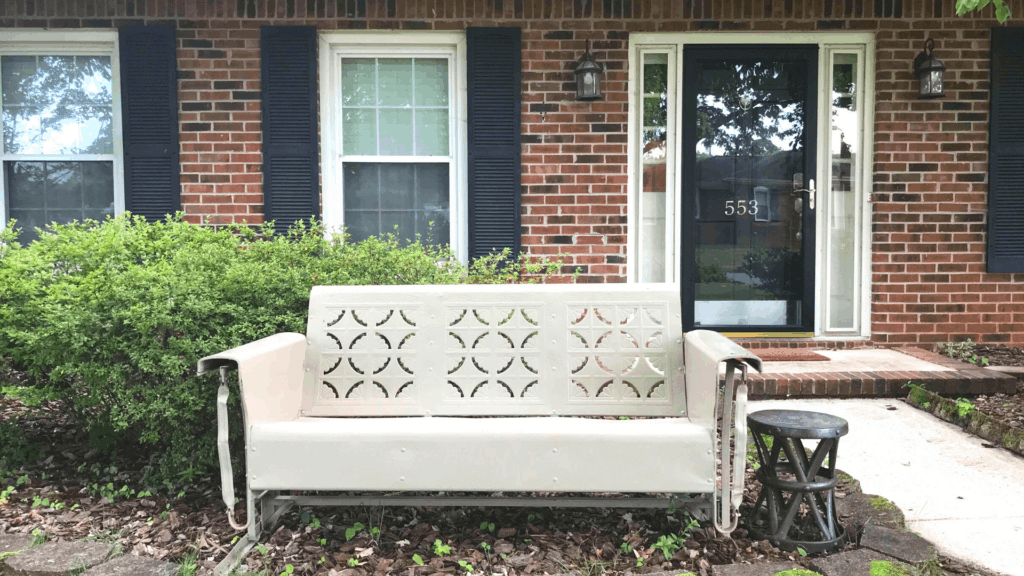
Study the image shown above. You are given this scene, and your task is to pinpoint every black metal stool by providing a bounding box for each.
[745,409,850,553]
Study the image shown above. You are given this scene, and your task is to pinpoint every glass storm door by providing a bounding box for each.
[681,46,818,333]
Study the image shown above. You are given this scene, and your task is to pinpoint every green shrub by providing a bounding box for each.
[0,214,565,485]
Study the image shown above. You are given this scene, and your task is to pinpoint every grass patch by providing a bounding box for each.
[870,560,909,576]
[870,496,896,511]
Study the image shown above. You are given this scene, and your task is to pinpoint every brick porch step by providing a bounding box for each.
[735,347,1017,398]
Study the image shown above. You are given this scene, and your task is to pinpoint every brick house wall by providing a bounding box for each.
[1,0,1021,346]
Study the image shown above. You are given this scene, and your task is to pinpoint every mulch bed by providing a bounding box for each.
[945,344,1024,432]
[0,374,1004,576]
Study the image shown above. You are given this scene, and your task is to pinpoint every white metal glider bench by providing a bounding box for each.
[198,284,762,574]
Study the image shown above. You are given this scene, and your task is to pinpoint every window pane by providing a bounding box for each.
[414,59,448,107]
[380,164,416,209]
[342,163,380,209]
[416,163,448,207]
[342,108,377,155]
[377,58,412,107]
[4,161,114,243]
[343,162,450,246]
[1,56,38,103]
[378,108,413,155]
[380,210,416,240]
[827,53,860,331]
[46,162,84,208]
[1,55,113,154]
[642,53,667,94]
[2,105,42,154]
[341,58,375,107]
[640,52,669,283]
[414,108,449,156]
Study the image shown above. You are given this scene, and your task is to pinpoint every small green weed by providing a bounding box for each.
[619,542,632,554]
[177,545,199,576]
[939,340,976,361]
[279,564,295,576]
[458,560,474,573]
[681,516,700,539]
[412,554,425,565]
[576,556,611,576]
[651,534,685,559]
[345,522,364,541]
[480,521,495,533]
[432,539,451,557]
[29,528,46,547]
[299,510,320,530]
[796,547,808,557]
[479,542,492,553]
[0,550,21,562]
[954,398,975,418]
[348,558,359,567]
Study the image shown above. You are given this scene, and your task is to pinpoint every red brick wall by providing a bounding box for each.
[2,0,1022,345]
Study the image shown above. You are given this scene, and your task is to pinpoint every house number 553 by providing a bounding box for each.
[725,200,758,216]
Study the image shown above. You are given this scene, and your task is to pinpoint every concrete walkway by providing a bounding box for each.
[750,397,1024,576]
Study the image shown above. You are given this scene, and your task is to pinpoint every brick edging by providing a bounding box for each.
[730,353,1016,399]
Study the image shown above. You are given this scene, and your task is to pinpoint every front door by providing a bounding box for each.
[681,46,818,333]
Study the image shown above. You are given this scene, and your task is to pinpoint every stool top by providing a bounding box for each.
[747,410,849,439]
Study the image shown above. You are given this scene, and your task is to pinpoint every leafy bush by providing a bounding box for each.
[0,214,565,485]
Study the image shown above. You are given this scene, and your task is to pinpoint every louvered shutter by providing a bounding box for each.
[119,23,180,221]
[261,26,319,233]
[988,27,1024,273]
[467,27,522,262]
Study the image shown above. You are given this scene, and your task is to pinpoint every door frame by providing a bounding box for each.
[626,32,876,339]
[680,44,819,334]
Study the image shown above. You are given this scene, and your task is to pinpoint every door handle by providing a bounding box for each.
[793,179,816,210]
[791,179,815,242]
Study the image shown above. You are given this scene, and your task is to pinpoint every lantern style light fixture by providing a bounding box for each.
[574,40,604,101]
[913,38,946,99]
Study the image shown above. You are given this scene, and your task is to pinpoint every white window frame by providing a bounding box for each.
[319,32,468,261]
[0,30,124,236]
[627,32,875,339]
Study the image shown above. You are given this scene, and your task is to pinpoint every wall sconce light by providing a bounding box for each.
[913,38,946,99]
[574,40,604,101]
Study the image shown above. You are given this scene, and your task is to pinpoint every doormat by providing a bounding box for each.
[756,350,831,362]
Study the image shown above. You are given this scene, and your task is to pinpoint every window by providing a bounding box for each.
[637,50,674,283]
[0,31,122,243]
[321,33,466,256]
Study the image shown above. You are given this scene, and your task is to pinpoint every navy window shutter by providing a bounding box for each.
[988,27,1024,273]
[261,26,319,234]
[119,23,180,221]
[467,27,522,262]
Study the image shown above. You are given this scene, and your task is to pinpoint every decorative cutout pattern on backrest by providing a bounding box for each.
[301,285,687,417]
[445,305,543,403]
[567,304,671,405]
[318,307,421,405]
